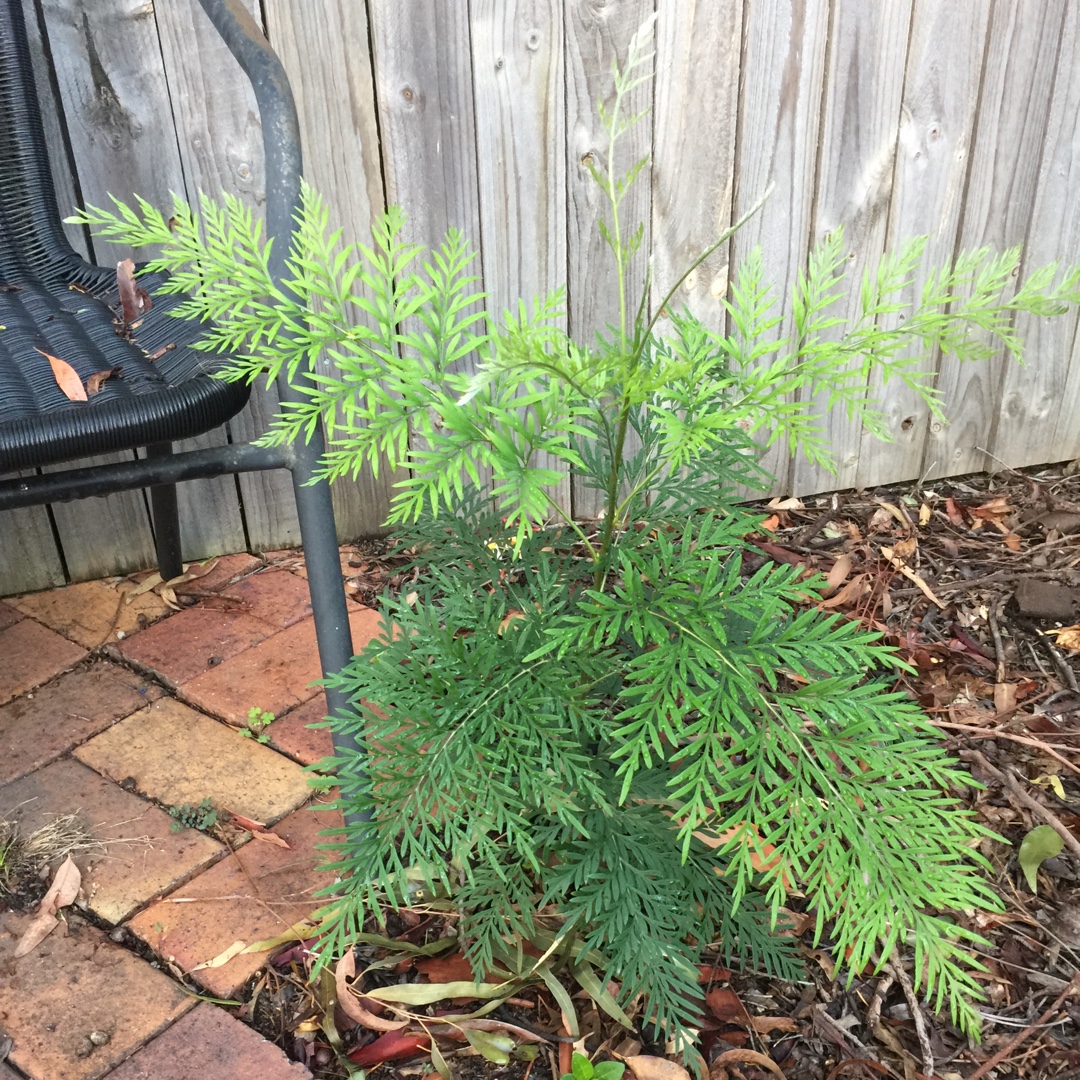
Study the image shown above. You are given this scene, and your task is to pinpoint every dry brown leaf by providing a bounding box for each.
[706,987,751,1025]
[880,546,945,609]
[993,683,1017,714]
[823,554,852,596]
[891,536,917,559]
[335,950,409,1031]
[36,348,88,402]
[190,939,249,970]
[872,498,913,528]
[818,574,869,611]
[710,1049,787,1080]
[497,609,525,635]
[627,1055,692,1080]
[223,810,290,848]
[749,1015,799,1035]
[918,502,932,526]
[14,856,81,958]
[1046,624,1080,651]
[972,496,1012,522]
[1003,532,1022,551]
[767,497,803,511]
[116,257,152,324]
[85,367,120,395]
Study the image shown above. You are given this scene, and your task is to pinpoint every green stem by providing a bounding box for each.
[593,400,632,591]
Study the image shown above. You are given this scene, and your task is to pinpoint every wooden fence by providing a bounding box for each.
[2,0,1079,594]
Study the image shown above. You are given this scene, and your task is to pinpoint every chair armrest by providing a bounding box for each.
[194,0,302,257]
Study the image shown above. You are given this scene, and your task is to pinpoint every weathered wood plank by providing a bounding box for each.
[651,0,740,332]
[43,453,156,580]
[790,0,915,497]
[0,472,66,596]
[23,0,88,257]
[264,0,392,541]
[993,0,1080,469]
[368,1,482,246]
[471,0,570,518]
[855,0,992,488]
[925,0,1068,480]
[713,0,823,496]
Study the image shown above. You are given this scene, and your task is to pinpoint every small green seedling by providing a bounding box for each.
[561,1053,626,1080]
[167,798,219,834]
[240,706,274,744]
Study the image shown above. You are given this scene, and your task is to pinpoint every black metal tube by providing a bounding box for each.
[147,443,184,581]
[0,443,290,510]
[195,0,367,798]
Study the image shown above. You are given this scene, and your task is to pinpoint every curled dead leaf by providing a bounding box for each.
[335,950,409,1032]
[710,1049,787,1080]
[823,554,852,596]
[36,348,87,402]
[347,1029,430,1066]
[85,367,120,395]
[627,1055,692,1080]
[223,810,290,848]
[1046,624,1080,652]
[14,855,81,958]
[116,257,152,324]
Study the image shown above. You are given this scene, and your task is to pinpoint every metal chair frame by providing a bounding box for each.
[0,0,359,751]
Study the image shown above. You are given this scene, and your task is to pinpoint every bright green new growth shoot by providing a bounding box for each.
[70,15,1080,1055]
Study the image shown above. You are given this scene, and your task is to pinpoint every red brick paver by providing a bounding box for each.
[179,551,263,593]
[181,606,381,725]
[0,661,161,785]
[227,568,313,627]
[0,619,86,706]
[0,600,23,630]
[74,698,311,825]
[0,914,192,1080]
[127,800,344,997]
[119,608,275,685]
[265,695,334,766]
[11,579,172,648]
[0,757,224,925]
[106,1004,311,1080]
[0,546,375,1078]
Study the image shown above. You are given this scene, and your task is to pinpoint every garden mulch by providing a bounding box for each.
[1,461,1080,1079]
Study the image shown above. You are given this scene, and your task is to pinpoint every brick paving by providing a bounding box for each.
[0,549,371,1079]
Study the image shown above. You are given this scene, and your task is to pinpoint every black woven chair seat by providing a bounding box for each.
[0,0,248,472]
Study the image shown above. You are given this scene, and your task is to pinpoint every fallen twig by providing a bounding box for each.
[959,750,1080,861]
[965,974,1080,1080]
[931,720,1080,777]
[887,950,933,1079]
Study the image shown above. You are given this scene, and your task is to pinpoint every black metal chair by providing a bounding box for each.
[0,0,357,738]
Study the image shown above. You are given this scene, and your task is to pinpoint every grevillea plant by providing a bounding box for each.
[71,18,1080,1052]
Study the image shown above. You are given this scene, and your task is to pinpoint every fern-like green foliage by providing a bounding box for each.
[68,15,1080,1055]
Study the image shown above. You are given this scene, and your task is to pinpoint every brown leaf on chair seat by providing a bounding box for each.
[116,257,152,324]
[36,347,88,402]
[86,367,120,395]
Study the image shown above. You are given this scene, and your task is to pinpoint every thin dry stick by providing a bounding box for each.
[988,602,1007,684]
[864,972,895,1034]
[930,720,1080,777]
[889,951,933,1079]
[965,974,1080,1080]
[960,750,1080,861]
[1004,770,1080,861]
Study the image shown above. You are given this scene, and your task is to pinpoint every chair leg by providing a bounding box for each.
[288,439,356,694]
[146,443,184,581]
